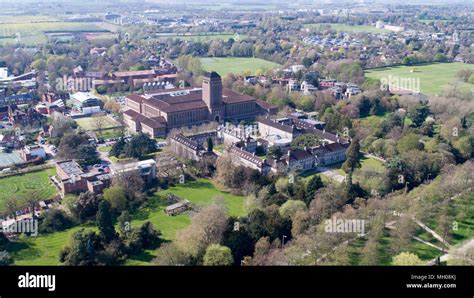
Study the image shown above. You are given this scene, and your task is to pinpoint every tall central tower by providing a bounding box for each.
[202,71,223,122]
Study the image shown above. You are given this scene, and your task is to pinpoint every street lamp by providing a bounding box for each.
[282,235,287,248]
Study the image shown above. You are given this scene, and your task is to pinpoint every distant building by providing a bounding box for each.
[54,160,112,195]
[110,159,157,184]
[258,117,299,140]
[384,25,404,32]
[21,145,46,161]
[168,134,216,161]
[281,148,314,172]
[123,71,276,135]
[70,92,102,114]
[229,146,271,174]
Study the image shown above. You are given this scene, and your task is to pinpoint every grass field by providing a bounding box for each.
[8,178,245,265]
[75,115,121,131]
[304,23,389,34]
[0,168,57,214]
[0,20,107,45]
[200,57,281,76]
[365,62,474,96]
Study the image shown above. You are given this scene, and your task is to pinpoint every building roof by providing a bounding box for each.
[124,109,166,129]
[222,89,256,104]
[71,92,100,104]
[303,127,349,144]
[229,146,266,167]
[283,148,313,163]
[203,71,221,80]
[114,69,157,78]
[56,160,84,180]
[258,117,296,134]
[171,134,201,151]
[256,100,278,111]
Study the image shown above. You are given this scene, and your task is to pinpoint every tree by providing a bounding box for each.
[92,115,106,136]
[72,192,103,222]
[154,243,191,266]
[103,186,128,212]
[57,133,89,159]
[302,57,313,68]
[60,229,99,266]
[96,201,117,244]
[247,206,292,242]
[448,245,474,265]
[222,218,255,265]
[4,197,19,220]
[291,134,321,150]
[110,134,156,158]
[176,204,228,257]
[396,134,423,153]
[305,175,323,205]
[0,251,12,266]
[268,146,282,160]
[112,170,145,203]
[408,103,430,127]
[117,211,132,236]
[39,209,74,233]
[125,221,161,254]
[279,200,307,220]
[207,137,214,153]
[392,252,424,265]
[469,74,474,84]
[203,244,234,266]
[342,138,361,174]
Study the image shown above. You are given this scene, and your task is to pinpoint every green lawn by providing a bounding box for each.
[75,115,120,131]
[98,146,112,153]
[200,57,281,76]
[365,62,474,96]
[359,156,385,172]
[7,226,96,265]
[0,168,57,214]
[8,178,245,265]
[0,21,107,45]
[304,23,389,34]
[160,179,246,218]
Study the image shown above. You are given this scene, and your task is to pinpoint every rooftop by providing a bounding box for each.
[56,160,84,180]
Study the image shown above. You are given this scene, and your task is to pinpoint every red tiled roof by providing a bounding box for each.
[126,94,146,104]
[114,70,157,77]
[222,89,255,104]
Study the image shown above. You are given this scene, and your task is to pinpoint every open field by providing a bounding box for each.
[0,20,108,45]
[8,178,245,265]
[200,57,281,76]
[75,115,121,131]
[365,62,474,96]
[0,168,57,214]
[304,23,389,34]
